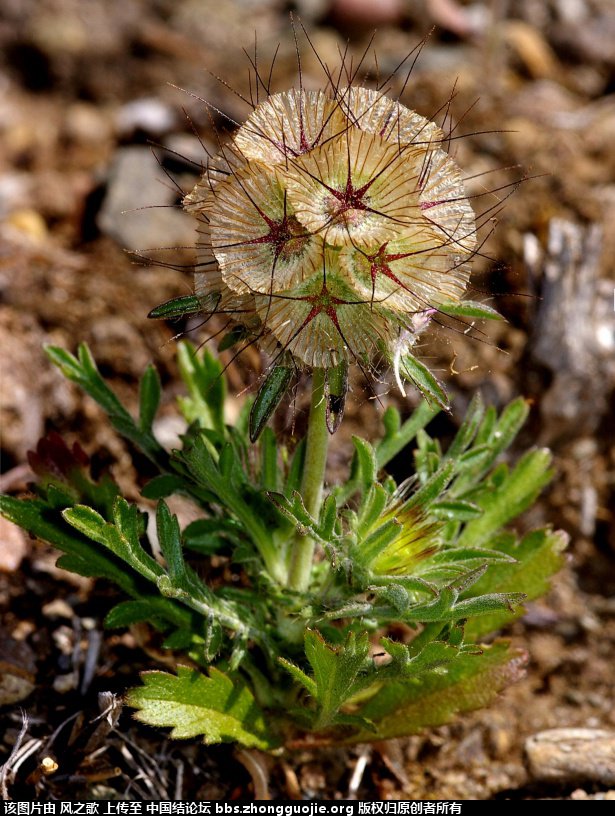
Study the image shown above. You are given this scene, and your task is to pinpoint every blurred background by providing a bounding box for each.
[0,0,614,800]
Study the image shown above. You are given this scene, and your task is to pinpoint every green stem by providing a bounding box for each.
[287,368,329,591]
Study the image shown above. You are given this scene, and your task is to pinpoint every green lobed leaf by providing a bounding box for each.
[302,630,372,729]
[127,665,278,749]
[155,501,223,613]
[181,434,284,583]
[267,492,336,557]
[63,499,165,586]
[45,344,165,466]
[156,501,187,585]
[379,634,470,679]
[348,642,527,743]
[463,527,569,639]
[0,496,140,595]
[457,449,554,548]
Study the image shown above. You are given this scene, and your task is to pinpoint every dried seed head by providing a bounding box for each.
[184,47,478,391]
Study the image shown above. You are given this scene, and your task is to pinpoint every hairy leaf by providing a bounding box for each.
[127,666,278,749]
[148,295,201,320]
[376,401,438,470]
[464,527,569,638]
[249,365,293,442]
[139,365,162,433]
[325,361,348,433]
[45,344,165,466]
[394,351,449,411]
[280,630,372,730]
[348,642,527,743]
[457,449,554,547]
[437,300,503,321]
[177,341,226,436]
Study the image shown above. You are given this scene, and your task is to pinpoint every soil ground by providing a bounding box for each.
[1,0,614,801]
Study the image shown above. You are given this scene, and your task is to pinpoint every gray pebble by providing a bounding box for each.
[526,728,615,786]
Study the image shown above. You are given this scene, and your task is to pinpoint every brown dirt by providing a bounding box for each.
[1,0,614,801]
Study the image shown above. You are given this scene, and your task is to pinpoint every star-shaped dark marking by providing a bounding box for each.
[322,174,378,225]
[295,282,356,335]
[244,210,309,263]
[216,187,310,266]
[364,241,430,298]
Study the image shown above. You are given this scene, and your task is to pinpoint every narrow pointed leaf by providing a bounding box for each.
[351,437,377,496]
[249,365,292,442]
[325,360,348,434]
[139,365,161,433]
[148,295,202,320]
[437,300,503,320]
[302,630,371,728]
[376,401,439,470]
[395,352,449,411]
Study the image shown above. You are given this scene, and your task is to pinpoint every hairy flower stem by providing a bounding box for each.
[287,368,329,591]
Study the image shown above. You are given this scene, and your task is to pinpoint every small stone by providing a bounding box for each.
[53,672,79,693]
[116,98,177,138]
[97,146,196,250]
[0,173,30,216]
[41,756,59,776]
[0,516,28,572]
[42,599,74,619]
[6,209,48,241]
[64,102,112,144]
[0,635,36,705]
[526,728,615,786]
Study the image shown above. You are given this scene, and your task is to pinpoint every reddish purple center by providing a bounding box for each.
[247,213,308,261]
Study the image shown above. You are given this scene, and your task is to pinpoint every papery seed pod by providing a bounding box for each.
[253,251,400,369]
[207,163,322,295]
[234,89,348,164]
[283,129,424,246]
